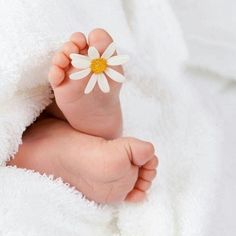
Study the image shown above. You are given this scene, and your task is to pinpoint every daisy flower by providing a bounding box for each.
[69,42,129,94]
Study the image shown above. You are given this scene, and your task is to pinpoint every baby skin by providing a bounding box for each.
[48,28,124,139]
[9,29,158,204]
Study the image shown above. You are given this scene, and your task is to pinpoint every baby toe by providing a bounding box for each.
[125,189,146,202]
[126,138,155,167]
[143,155,159,170]
[70,32,87,52]
[135,178,152,192]
[139,169,157,182]
[62,41,79,57]
[48,65,65,88]
[88,28,113,54]
[52,52,70,69]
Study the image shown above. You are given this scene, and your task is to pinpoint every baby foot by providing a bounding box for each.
[67,136,158,203]
[48,29,126,139]
[10,119,158,204]
[56,124,158,203]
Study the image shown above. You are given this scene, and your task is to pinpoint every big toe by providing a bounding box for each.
[88,28,124,93]
[122,138,156,167]
[88,28,114,54]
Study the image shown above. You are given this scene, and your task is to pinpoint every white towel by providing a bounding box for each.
[0,0,221,235]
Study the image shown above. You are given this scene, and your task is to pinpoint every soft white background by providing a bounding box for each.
[0,0,234,235]
[170,0,236,235]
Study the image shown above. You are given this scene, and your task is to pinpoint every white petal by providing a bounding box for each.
[105,68,125,83]
[69,68,91,80]
[97,73,110,93]
[107,55,129,66]
[84,74,98,94]
[101,42,116,59]
[88,47,100,59]
[70,53,90,61]
[71,58,90,69]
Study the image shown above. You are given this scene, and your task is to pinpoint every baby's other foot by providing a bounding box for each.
[11,119,158,204]
[61,135,158,204]
[48,29,127,139]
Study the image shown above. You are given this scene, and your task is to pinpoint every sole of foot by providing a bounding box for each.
[48,29,124,139]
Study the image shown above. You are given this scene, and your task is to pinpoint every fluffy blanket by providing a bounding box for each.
[0,0,221,235]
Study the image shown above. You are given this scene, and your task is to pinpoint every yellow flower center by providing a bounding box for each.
[90,58,107,74]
